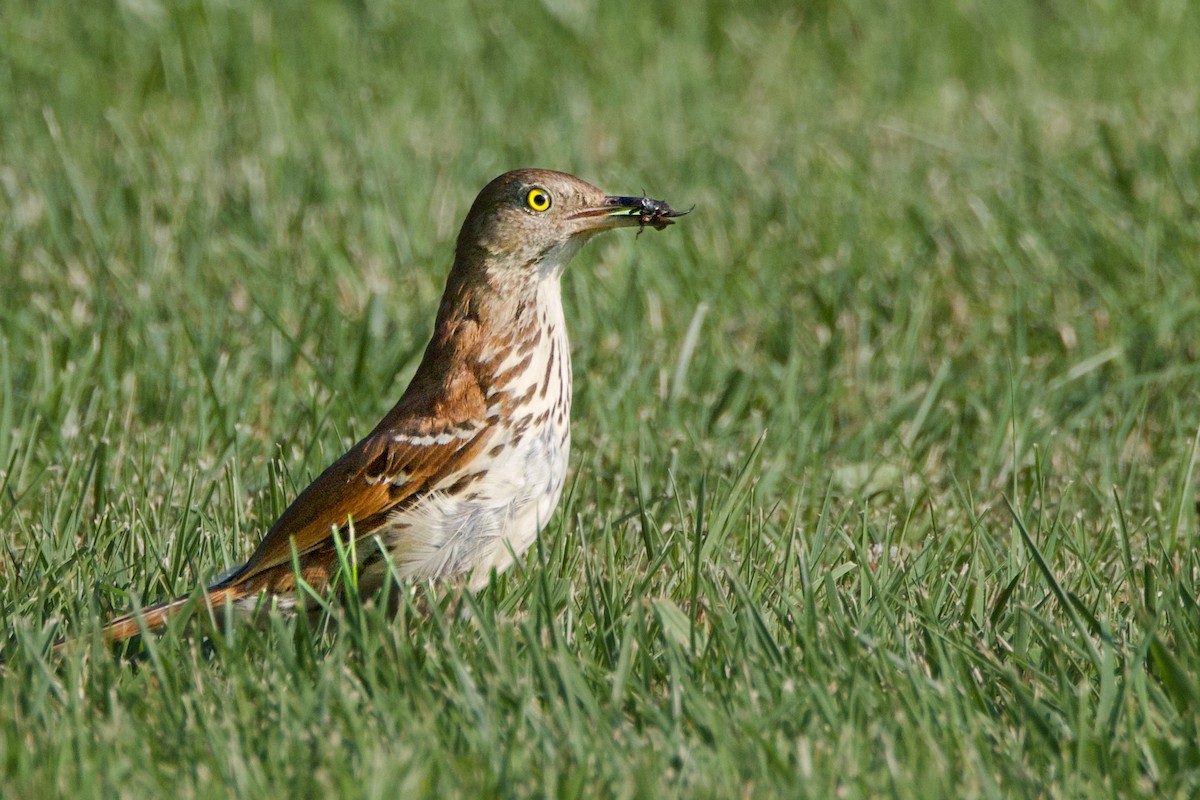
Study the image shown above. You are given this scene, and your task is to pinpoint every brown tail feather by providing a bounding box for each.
[52,585,249,654]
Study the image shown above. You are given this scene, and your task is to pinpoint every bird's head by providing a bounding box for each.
[453,168,684,286]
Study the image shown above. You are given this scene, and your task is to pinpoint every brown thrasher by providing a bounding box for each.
[74,168,686,647]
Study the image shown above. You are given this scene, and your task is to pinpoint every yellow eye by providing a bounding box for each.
[526,188,552,212]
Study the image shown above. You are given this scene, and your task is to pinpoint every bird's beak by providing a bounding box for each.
[568,195,691,234]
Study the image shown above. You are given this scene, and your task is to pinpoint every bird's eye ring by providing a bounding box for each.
[526,188,552,212]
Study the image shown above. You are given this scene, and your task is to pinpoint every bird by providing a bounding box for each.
[65,168,687,649]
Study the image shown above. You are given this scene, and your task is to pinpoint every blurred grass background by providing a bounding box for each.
[2,0,1199,796]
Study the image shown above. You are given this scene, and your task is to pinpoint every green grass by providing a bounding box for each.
[3,0,1200,796]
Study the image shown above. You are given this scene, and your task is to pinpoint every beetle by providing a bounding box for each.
[606,194,693,234]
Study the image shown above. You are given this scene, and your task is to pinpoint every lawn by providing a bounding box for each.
[2,0,1199,796]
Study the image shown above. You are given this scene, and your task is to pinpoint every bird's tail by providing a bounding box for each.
[53,584,250,654]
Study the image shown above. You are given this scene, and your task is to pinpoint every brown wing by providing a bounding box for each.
[225,418,494,587]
